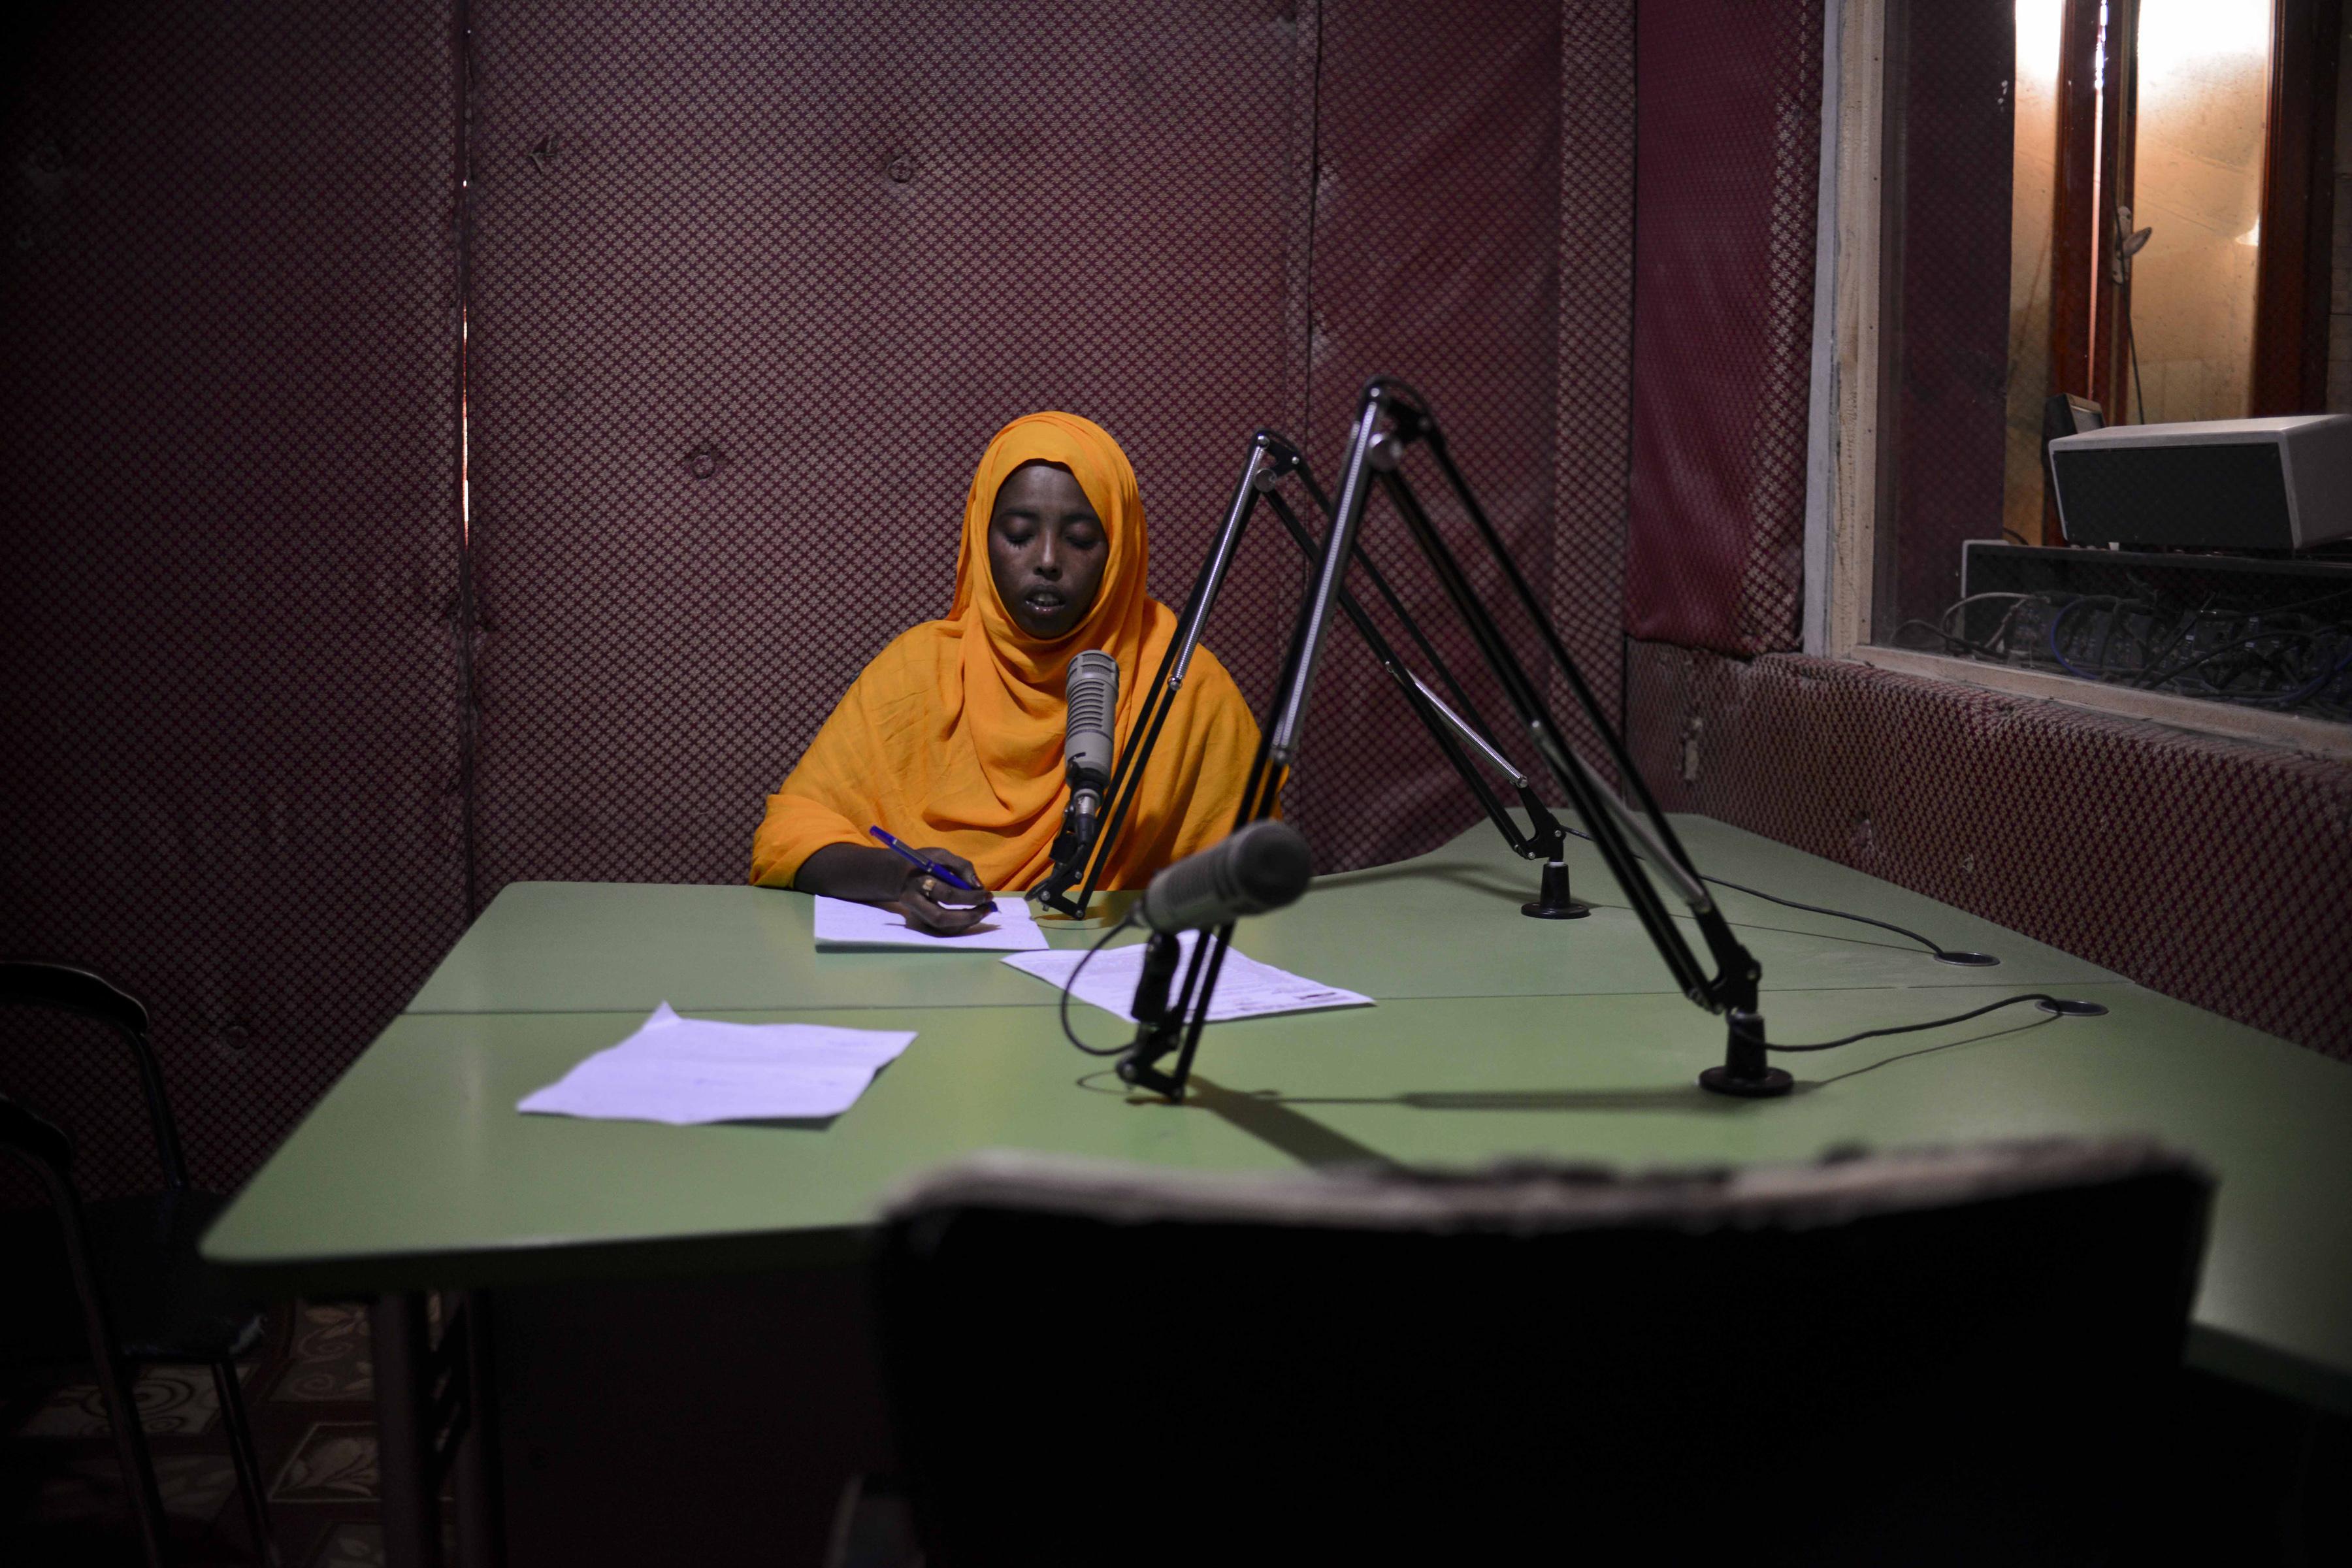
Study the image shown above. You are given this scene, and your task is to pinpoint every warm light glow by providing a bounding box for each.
[2017,0,2064,88]
[460,307,472,539]
[2138,0,2272,83]
[2238,220,2262,247]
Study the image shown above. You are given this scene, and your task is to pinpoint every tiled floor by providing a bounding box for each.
[1,1302,391,1567]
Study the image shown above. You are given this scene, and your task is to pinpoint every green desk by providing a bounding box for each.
[203,816,2352,1567]
[402,815,2115,1016]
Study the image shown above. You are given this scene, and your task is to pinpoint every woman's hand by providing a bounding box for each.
[894,847,993,934]
[794,843,995,934]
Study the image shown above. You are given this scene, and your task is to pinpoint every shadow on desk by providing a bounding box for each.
[1164,1019,2062,1169]
[1327,858,1953,958]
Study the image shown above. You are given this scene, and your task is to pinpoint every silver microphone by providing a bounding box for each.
[1064,650,1119,794]
[1056,651,1119,865]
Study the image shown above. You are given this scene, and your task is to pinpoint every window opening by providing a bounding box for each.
[1869,0,2350,725]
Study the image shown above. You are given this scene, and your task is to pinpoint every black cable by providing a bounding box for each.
[2098,595,2135,677]
[1932,583,2351,710]
[1946,591,2040,664]
[1557,824,1980,963]
[2142,629,2317,693]
[1059,909,1142,1057]
[2046,594,2121,678]
[2053,596,2164,679]
[2264,643,2352,708]
[2253,582,2352,619]
[2130,593,2215,687]
[2125,303,2147,425]
[1732,992,2076,1053]
[1697,874,1972,962]
[1891,618,2006,661]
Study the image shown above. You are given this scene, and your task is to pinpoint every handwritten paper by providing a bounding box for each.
[517,1003,916,1124]
[1002,934,1372,1023]
[811,894,1049,953]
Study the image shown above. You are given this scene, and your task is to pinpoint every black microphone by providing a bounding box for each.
[1117,821,1315,1099]
[1050,650,1119,872]
[1140,820,1313,934]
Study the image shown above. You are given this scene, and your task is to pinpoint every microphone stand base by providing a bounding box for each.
[1521,898,1592,919]
[1698,1005,1791,1098]
[1519,857,1590,919]
[1697,1063,1794,1098]
[1032,889,1143,930]
[1116,977,1190,1102]
[1115,1059,1186,1102]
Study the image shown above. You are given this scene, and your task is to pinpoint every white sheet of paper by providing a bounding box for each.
[811,894,1049,952]
[517,1002,917,1124]
[1002,934,1373,1023]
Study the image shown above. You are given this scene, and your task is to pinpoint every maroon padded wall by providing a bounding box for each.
[1879,0,2014,633]
[1624,0,1821,657]
[464,0,1576,890]
[464,0,1309,894]
[1286,0,1571,833]
[1624,644,2352,1060]
[1552,0,1639,759]
[0,3,464,1192]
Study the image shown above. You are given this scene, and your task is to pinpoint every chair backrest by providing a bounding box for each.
[1,1087,108,1355]
[0,961,185,1189]
[872,1139,2213,1568]
[0,1092,76,1191]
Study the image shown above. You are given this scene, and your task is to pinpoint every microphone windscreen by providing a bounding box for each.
[1141,821,1313,934]
[1065,650,1119,785]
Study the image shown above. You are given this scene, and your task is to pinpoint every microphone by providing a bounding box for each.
[1140,820,1313,934]
[1119,821,1315,1098]
[1043,652,1119,900]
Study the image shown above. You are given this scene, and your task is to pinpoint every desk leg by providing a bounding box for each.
[453,1290,505,1568]
[371,1292,442,1568]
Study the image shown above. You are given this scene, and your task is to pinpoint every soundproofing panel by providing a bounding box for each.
[464,0,1579,892]
[0,3,464,1192]
[1286,0,1571,846]
[1624,0,1822,656]
[1878,0,2014,636]
[1552,0,1639,764]
[463,1,1309,896]
[1624,643,2352,1061]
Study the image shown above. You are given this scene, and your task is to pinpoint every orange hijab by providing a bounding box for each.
[750,412,1262,892]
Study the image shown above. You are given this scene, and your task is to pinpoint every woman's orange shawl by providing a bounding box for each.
[749,412,1261,892]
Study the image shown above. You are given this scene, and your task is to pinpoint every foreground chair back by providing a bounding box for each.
[873,1139,2212,1567]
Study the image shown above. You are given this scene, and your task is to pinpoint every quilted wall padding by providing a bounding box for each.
[463,1,1580,892]
[1286,1,1569,850]
[1624,643,2352,1061]
[1624,0,1822,657]
[1879,0,2014,636]
[0,3,464,1193]
[1552,0,1639,764]
[463,1,1308,894]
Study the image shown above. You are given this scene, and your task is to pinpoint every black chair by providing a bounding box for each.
[0,960,275,1566]
[871,1138,2213,1567]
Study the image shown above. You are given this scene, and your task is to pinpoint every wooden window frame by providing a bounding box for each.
[1808,0,2352,758]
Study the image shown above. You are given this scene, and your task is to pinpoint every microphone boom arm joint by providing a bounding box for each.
[1345,378,1783,1096]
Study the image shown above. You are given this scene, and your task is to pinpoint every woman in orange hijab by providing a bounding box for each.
[750,412,1262,931]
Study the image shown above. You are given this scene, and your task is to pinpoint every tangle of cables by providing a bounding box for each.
[1895,581,2352,718]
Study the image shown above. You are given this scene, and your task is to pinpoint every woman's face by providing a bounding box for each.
[988,461,1107,640]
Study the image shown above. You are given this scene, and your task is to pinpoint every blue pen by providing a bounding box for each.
[869,827,997,910]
